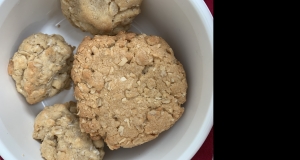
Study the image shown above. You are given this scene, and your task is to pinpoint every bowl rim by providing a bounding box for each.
[179,0,213,159]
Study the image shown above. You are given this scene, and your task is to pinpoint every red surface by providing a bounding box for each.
[205,0,214,16]
[0,0,213,159]
[192,127,214,160]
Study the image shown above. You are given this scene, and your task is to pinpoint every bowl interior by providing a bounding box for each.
[0,0,213,159]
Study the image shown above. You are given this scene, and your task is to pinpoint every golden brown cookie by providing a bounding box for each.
[71,32,187,150]
[8,33,74,104]
[60,0,143,35]
[33,101,105,160]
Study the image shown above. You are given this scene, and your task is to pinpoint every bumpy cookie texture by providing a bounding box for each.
[33,101,105,160]
[60,0,143,35]
[7,33,74,104]
[71,32,187,150]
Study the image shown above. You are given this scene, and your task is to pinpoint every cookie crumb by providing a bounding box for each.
[120,77,127,81]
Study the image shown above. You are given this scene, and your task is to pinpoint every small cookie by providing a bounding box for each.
[60,0,143,35]
[71,32,187,150]
[8,33,74,104]
[33,101,105,160]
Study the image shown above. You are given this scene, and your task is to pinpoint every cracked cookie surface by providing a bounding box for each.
[71,31,187,150]
[8,33,74,104]
[60,0,143,35]
[33,101,105,160]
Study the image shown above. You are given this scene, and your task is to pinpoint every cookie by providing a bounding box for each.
[33,101,105,160]
[8,33,74,104]
[60,0,143,35]
[71,32,187,150]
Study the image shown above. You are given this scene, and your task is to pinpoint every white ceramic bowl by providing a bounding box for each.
[0,0,213,159]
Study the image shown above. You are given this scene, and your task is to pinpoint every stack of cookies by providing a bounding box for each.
[7,0,188,160]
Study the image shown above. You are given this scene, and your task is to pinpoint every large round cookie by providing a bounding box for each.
[60,0,143,35]
[8,33,74,104]
[33,101,105,160]
[71,32,188,150]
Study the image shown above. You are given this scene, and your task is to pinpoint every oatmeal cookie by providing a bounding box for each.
[8,33,74,104]
[33,101,105,160]
[71,31,187,150]
[60,0,143,35]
